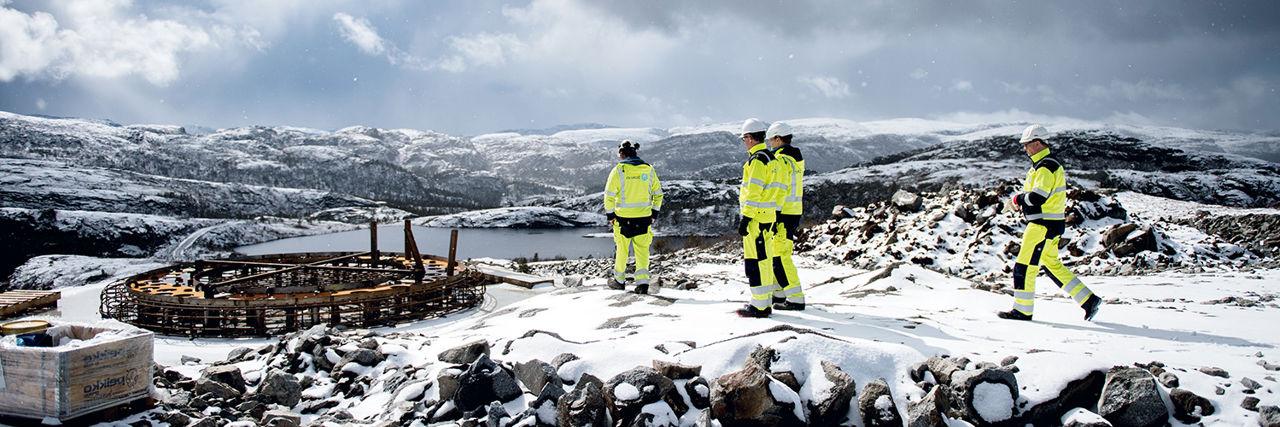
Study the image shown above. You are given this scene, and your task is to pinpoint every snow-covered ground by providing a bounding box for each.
[38,254,1278,426]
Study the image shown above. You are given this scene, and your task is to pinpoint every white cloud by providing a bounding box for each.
[436,33,524,73]
[35,98,46,110]
[798,76,852,99]
[909,68,928,80]
[333,13,385,55]
[951,80,973,92]
[0,0,249,85]
[332,12,429,70]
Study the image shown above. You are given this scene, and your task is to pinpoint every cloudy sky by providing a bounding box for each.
[1,0,1276,134]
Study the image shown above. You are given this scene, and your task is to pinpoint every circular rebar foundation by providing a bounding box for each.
[100,252,485,338]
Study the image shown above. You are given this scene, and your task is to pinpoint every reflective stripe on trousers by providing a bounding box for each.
[743,220,776,310]
[1011,222,1097,315]
[613,222,653,289]
[770,221,805,304]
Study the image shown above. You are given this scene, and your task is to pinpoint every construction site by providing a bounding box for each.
[99,221,490,338]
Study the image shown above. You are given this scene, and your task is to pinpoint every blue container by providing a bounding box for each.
[15,332,53,347]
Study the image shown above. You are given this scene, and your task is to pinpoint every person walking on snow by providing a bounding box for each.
[604,140,664,294]
[766,122,806,311]
[736,118,785,318]
[999,124,1103,322]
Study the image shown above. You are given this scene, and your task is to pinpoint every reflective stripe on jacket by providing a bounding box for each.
[773,145,804,216]
[1015,148,1067,223]
[604,158,663,218]
[740,143,778,223]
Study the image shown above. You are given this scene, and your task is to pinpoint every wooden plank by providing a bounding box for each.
[0,291,60,319]
[472,265,552,289]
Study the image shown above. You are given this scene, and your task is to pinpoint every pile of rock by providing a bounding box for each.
[801,182,1262,282]
[139,326,1267,426]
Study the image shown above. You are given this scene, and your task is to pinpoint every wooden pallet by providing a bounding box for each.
[0,290,60,319]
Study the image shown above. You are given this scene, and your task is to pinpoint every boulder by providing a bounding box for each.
[912,356,962,385]
[1168,388,1214,423]
[906,385,949,427]
[258,369,302,408]
[455,354,522,412]
[1158,372,1179,388]
[858,378,902,427]
[948,368,1017,425]
[1097,367,1168,427]
[685,376,711,410]
[195,377,241,401]
[1199,366,1230,378]
[604,366,687,425]
[199,365,246,393]
[181,355,201,365]
[1261,405,1280,427]
[771,371,802,393]
[1017,370,1105,425]
[746,345,777,370]
[892,189,923,212]
[342,348,385,367]
[226,347,255,363]
[809,361,856,426]
[439,339,491,364]
[1102,223,1139,248]
[261,409,301,427]
[514,359,563,395]
[652,360,702,380]
[557,376,609,427]
[1113,227,1161,257]
[1243,377,1263,391]
[709,363,806,427]
[1060,408,1112,427]
[1244,396,1261,412]
[551,353,581,369]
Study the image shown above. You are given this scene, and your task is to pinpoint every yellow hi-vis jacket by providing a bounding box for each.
[773,145,804,216]
[604,158,663,218]
[1014,147,1068,223]
[740,143,780,223]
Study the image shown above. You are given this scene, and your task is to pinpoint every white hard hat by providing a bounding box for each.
[740,118,768,135]
[766,122,792,140]
[1019,124,1049,143]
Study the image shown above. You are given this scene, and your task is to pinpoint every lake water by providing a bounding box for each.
[235,225,676,260]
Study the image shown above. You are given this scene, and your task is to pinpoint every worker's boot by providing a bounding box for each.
[1082,295,1102,321]
[996,310,1033,321]
[773,301,805,311]
[772,295,786,305]
[735,305,772,318]
[607,279,625,291]
[631,284,649,295]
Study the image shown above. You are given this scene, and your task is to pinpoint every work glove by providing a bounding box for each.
[1009,194,1022,212]
[606,212,617,224]
[650,210,659,225]
[786,226,798,242]
[737,215,752,236]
